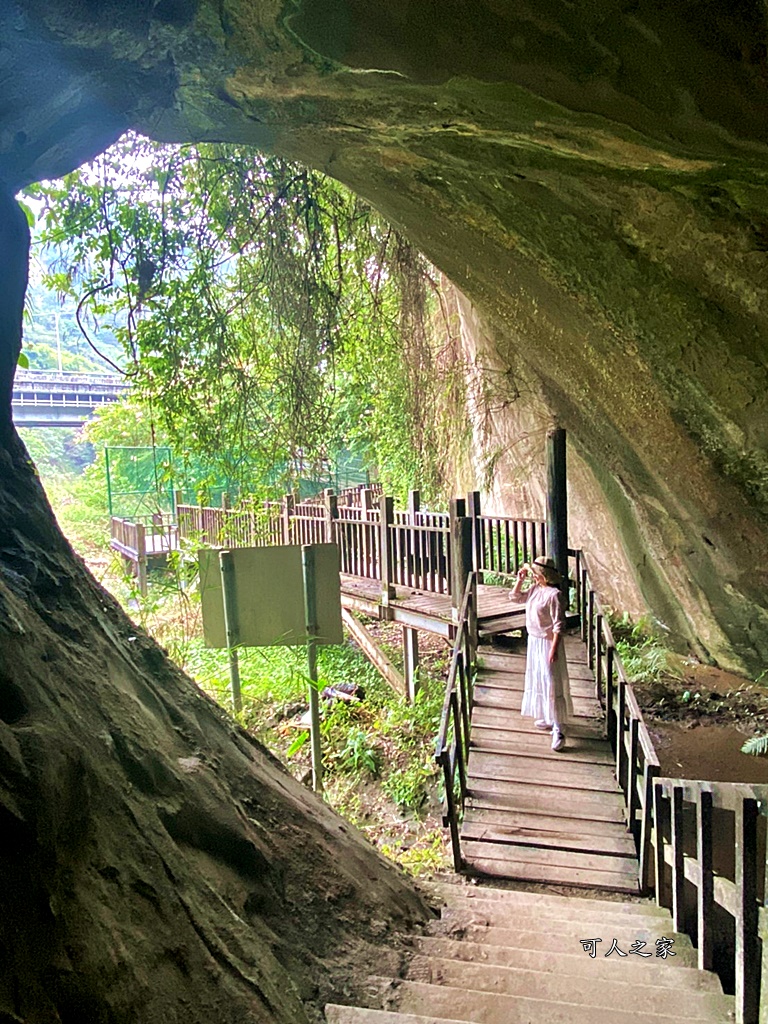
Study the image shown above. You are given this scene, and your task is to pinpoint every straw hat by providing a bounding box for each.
[530,555,562,585]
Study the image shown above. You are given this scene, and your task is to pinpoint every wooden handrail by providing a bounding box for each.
[434,570,479,871]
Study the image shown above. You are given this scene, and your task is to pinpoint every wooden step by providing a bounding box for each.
[466,750,621,791]
[461,814,637,857]
[460,840,640,892]
[460,804,632,840]
[326,1008,466,1024]
[470,735,614,765]
[434,891,679,929]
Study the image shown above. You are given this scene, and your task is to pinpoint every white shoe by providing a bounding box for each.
[535,720,550,730]
[551,727,565,752]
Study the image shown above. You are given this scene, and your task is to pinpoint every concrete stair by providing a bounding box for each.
[324,882,734,1023]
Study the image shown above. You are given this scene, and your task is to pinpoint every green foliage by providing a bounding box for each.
[609,612,674,683]
[741,734,768,757]
[28,135,465,503]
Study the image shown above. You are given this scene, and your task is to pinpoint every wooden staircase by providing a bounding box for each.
[324,882,734,1023]
[460,634,640,891]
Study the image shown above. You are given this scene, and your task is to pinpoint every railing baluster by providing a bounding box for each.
[696,789,714,972]
[671,784,686,933]
[735,797,759,1024]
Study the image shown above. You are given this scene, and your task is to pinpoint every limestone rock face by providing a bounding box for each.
[1,0,767,670]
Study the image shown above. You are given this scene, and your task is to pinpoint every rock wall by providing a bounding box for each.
[2,1,767,667]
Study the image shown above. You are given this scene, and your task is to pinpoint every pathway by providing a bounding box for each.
[462,633,639,892]
[325,882,734,1023]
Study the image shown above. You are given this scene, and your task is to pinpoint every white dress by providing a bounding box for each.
[519,584,573,728]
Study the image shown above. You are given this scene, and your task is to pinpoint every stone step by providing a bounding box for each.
[326,1008,466,1024]
[366,978,734,1024]
[427,921,698,968]
[400,954,733,1018]
[428,887,670,923]
[411,936,721,989]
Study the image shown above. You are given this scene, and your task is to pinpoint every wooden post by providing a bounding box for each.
[380,494,395,603]
[282,493,294,545]
[219,549,242,715]
[173,488,183,517]
[301,545,323,794]
[324,489,338,544]
[407,490,420,589]
[221,492,230,510]
[449,499,470,621]
[735,798,759,1024]
[402,626,420,703]
[135,522,148,598]
[546,426,569,606]
[696,789,714,971]
[361,488,374,519]
[671,784,685,933]
[639,762,659,895]
[466,490,483,581]
[653,782,668,908]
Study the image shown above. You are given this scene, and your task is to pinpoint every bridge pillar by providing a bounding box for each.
[402,626,419,703]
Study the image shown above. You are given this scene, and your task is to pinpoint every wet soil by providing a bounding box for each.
[633,660,768,783]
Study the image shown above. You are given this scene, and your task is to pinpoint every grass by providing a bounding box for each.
[41,467,451,876]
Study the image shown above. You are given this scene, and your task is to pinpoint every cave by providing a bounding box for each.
[1,1,767,1019]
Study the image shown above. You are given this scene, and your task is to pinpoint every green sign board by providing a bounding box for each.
[199,543,343,648]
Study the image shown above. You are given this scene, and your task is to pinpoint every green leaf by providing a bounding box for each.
[286,730,310,757]
[17,352,29,369]
[17,200,35,228]
[741,734,768,757]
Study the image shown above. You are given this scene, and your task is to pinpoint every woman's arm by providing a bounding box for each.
[509,566,529,602]
[547,588,565,664]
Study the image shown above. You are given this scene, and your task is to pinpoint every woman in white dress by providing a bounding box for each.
[509,555,573,751]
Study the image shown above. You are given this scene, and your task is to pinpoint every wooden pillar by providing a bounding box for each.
[546,426,569,606]
[466,490,483,581]
[282,493,294,545]
[135,522,148,598]
[408,489,420,517]
[221,492,230,510]
[449,498,470,620]
[380,494,395,603]
[324,488,338,544]
[671,784,686,933]
[361,488,374,519]
[696,789,714,971]
[736,798,759,1024]
[402,626,420,703]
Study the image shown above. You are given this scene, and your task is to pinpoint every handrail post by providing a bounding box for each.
[361,488,374,520]
[653,782,668,908]
[696,789,714,971]
[449,498,468,621]
[546,426,569,606]
[136,522,147,597]
[671,784,685,933]
[282,493,294,545]
[380,494,395,604]
[466,490,482,581]
[735,797,759,1024]
[639,762,659,895]
[324,488,338,544]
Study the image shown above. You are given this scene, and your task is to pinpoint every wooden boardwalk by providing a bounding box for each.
[462,633,640,892]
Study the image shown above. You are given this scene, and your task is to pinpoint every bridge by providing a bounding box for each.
[12,370,129,427]
[109,480,764,1022]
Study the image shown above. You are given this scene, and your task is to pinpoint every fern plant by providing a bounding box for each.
[741,734,768,757]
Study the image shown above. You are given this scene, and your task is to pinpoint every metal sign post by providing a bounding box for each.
[219,549,242,714]
[302,545,323,794]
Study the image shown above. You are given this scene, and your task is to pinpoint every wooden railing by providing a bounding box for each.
[575,548,661,892]
[474,514,547,576]
[435,564,479,872]
[653,780,766,1024]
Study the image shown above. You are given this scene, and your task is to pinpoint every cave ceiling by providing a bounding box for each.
[1,0,767,672]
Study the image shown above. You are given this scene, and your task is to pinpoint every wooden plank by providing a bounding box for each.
[470,737,614,766]
[461,843,640,892]
[471,710,604,741]
[461,817,637,857]
[467,751,620,789]
[463,804,635,839]
[341,609,405,695]
[467,779,626,821]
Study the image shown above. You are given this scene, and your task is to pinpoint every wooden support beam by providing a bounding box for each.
[449,497,468,619]
[341,608,405,696]
[402,625,419,703]
[466,490,482,580]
